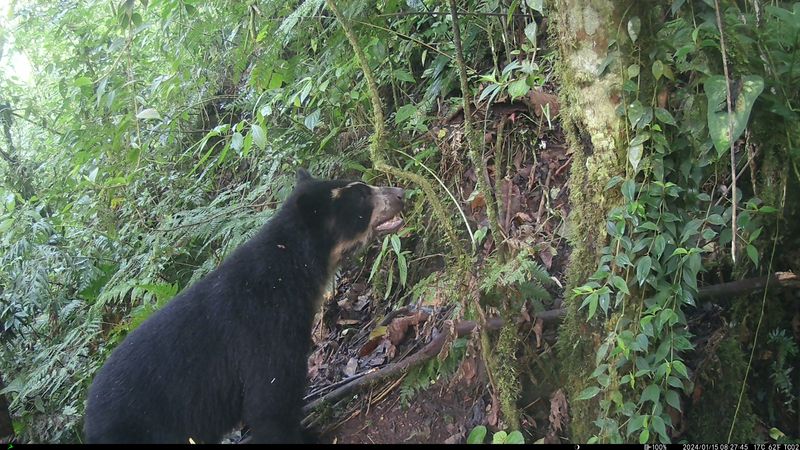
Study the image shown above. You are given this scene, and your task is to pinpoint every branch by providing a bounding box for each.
[0,146,17,165]
[713,0,738,263]
[448,0,503,251]
[697,271,798,301]
[325,0,465,259]
[302,310,563,416]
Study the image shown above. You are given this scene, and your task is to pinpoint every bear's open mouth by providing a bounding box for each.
[375,215,404,234]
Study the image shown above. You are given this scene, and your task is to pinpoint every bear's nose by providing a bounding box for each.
[390,187,404,201]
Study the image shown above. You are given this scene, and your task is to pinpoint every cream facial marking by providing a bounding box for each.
[330,181,367,199]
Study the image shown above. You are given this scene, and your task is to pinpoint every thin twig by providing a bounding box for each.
[448,0,502,251]
[713,0,738,263]
[351,19,477,73]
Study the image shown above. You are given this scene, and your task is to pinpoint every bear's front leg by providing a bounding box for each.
[242,373,305,444]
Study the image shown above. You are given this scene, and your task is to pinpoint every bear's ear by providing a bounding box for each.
[296,168,313,185]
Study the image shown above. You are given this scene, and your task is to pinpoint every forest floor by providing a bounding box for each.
[301,90,574,444]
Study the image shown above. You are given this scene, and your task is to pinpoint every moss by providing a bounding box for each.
[686,337,757,443]
[495,323,522,430]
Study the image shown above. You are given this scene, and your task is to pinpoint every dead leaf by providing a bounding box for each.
[357,325,395,357]
[525,90,560,118]
[533,318,544,349]
[469,190,485,211]
[387,312,427,346]
[539,248,553,269]
[458,356,478,385]
[344,357,359,377]
[337,319,361,327]
[545,389,568,443]
[444,432,464,444]
[513,211,532,224]
[488,394,500,427]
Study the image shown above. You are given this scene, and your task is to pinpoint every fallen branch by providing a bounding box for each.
[301,271,797,420]
[697,271,798,301]
[302,309,564,416]
[303,320,471,415]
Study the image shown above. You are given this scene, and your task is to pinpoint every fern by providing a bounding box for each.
[481,250,553,302]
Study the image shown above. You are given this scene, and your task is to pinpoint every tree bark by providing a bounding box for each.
[550,0,635,442]
[0,374,13,443]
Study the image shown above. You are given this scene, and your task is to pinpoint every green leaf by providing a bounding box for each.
[639,428,650,444]
[672,359,688,378]
[576,386,601,400]
[651,415,668,441]
[652,60,664,80]
[74,76,93,87]
[505,431,525,444]
[705,75,765,156]
[665,390,681,411]
[654,235,666,259]
[587,292,598,320]
[304,109,321,131]
[629,143,643,172]
[628,16,641,43]
[641,384,660,405]
[524,22,538,45]
[241,132,253,156]
[230,132,244,151]
[0,218,14,233]
[596,342,610,366]
[390,235,401,255]
[393,69,415,83]
[474,226,488,244]
[622,179,636,202]
[769,428,786,441]
[397,253,407,287]
[746,244,759,267]
[628,100,645,128]
[508,78,530,100]
[251,124,267,149]
[655,108,676,125]
[612,275,630,295]
[635,256,652,285]
[605,175,624,190]
[492,431,508,444]
[136,108,161,120]
[395,104,417,124]
[627,415,646,437]
[467,425,487,444]
[526,0,543,13]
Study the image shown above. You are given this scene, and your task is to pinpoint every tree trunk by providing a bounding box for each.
[550,0,635,442]
[0,374,13,443]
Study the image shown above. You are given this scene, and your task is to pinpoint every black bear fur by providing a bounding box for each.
[84,170,403,443]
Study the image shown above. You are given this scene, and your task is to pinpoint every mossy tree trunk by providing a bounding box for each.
[549,0,635,442]
[0,374,12,443]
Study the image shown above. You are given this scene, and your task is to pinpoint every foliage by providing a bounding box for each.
[481,249,552,310]
[369,230,413,301]
[766,329,798,415]
[570,1,798,444]
[467,425,525,444]
[398,337,467,408]
[0,0,555,442]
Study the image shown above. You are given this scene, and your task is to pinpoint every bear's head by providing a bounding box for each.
[293,169,404,266]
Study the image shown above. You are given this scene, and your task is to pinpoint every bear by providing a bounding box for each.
[84,169,404,443]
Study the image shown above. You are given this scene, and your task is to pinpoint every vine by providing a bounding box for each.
[569,2,794,443]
